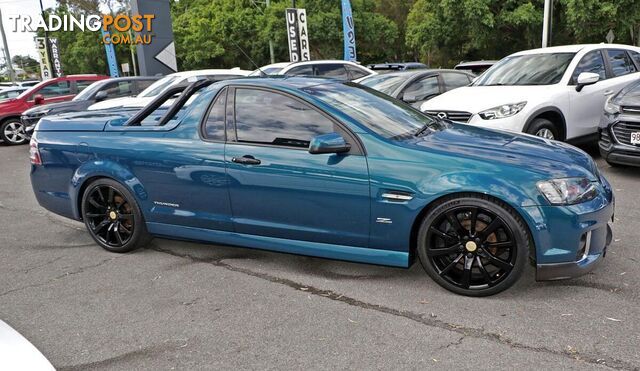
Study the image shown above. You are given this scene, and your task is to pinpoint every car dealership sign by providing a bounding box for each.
[285,8,310,62]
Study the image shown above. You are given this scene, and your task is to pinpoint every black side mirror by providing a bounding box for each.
[308,133,351,154]
[94,91,108,102]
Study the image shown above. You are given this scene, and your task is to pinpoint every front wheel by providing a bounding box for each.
[0,119,28,145]
[526,118,559,140]
[417,195,529,296]
[81,178,151,253]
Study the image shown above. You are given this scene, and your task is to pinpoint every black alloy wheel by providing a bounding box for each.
[81,179,151,253]
[417,194,529,296]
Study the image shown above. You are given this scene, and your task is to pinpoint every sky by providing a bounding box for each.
[0,0,58,60]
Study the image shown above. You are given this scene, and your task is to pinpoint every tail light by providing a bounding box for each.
[29,138,42,165]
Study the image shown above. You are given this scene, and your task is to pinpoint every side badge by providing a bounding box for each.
[376,217,393,224]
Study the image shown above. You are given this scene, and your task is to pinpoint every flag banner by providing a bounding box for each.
[341,0,356,61]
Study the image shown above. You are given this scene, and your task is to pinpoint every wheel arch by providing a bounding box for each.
[71,161,148,220]
[408,191,537,265]
[523,107,567,141]
[0,115,21,125]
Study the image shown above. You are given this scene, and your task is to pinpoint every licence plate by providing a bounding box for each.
[632,132,640,145]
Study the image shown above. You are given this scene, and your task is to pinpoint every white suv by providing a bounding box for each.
[421,44,640,141]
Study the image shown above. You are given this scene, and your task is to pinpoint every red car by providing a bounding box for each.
[0,74,108,145]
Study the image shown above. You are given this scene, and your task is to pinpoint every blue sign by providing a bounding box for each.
[341,0,356,61]
[101,29,120,77]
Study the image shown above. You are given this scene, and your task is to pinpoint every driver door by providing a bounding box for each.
[224,87,371,247]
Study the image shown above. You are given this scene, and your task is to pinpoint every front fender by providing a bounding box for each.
[70,159,148,219]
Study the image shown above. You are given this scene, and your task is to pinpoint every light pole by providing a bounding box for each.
[0,9,16,83]
[542,0,553,47]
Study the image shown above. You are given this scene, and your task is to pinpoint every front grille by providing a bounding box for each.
[612,121,640,146]
[425,110,473,123]
[621,106,640,116]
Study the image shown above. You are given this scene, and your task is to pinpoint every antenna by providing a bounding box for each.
[230,40,267,77]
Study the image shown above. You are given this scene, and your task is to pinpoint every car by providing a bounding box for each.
[422,44,640,141]
[358,69,474,108]
[21,76,160,136]
[249,62,291,76]
[599,79,640,167]
[0,80,40,89]
[0,320,54,370]
[453,60,497,75]
[366,62,428,74]
[0,87,27,100]
[277,60,376,81]
[0,74,108,145]
[87,69,251,111]
[30,77,613,297]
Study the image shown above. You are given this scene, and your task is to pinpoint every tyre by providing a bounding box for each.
[526,118,559,140]
[416,194,529,296]
[81,178,151,253]
[0,118,28,145]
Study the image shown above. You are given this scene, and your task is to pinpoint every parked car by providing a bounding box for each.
[453,60,497,75]
[0,74,108,145]
[422,44,640,141]
[0,87,27,100]
[22,76,159,136]
[358,69,474,108]
[249,62,291,76]
[366,62,428,74]
[30,77,613,297]
[88,69,251,111]
[0,320,54,370]
[599,79,640,167]
[0,80,40,89]
[277,60,376,81]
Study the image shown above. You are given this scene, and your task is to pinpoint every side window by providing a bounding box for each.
[102,81,135,98]
[203,88,227,141]
[630,51,640,69]
[572,51,607,83]
[441,73,471,90]
[607,49,637,77]
[76,80,96,92]
[345,65,370,80]
[314,64,349,80]
[136,79,156,92]
[37,81,71,97]
[286,65,313,76]
[402,76,440,102]
[234,88,335,148]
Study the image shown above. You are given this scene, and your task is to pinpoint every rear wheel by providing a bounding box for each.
[0,118,28,145]
[417,195,529,296]
[81,178,151,253]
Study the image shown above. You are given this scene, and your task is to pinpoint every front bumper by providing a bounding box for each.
[466,114,525,132]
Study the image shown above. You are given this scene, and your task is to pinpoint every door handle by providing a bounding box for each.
[232,155,261,165]
[604,90,614,96]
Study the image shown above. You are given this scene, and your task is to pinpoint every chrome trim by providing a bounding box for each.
[381,193,413,201]
[579,231,592,262]
[376,217,393,224]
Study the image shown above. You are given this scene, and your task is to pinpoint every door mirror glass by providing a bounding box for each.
[33,94,44,105]
[94,90,108,102]
[308,133,351,154]
[576,72,599,92]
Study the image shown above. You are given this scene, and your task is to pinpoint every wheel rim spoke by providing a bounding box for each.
[478,217,501,241]
[469,207,478,235]
[85,185,134,248]
[460,255,473,289]
[429,226,457,242]
[445,211,467,237]
[484,251,513,271]
[439,254,463,276]
[427,243,462,257]
[476,256,492,285]
[93,219,110,234]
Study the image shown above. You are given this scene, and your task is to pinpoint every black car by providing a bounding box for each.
[22,76,159,135]
[366,62,428,74]
[358,69,475,108]
[599,79,640,167]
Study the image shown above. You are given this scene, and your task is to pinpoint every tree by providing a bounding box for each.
[562,0,640,45]
[11,55,39,75]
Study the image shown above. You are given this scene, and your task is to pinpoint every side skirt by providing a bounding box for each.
[146,222,409,268]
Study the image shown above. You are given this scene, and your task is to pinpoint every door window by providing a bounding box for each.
[607,49,637,77]
[234,88,335,148]
[102,81,135,98]
[314,64,349,80]
[345,65,370,80]
[136,79,156,92]
[37,81,71,97]
[76,80,96,92]
[203,88,227,141]
[571,51,607,83]
[402,76,439,102]
[285,65,313,76]
[630,51,640,69]
[441,72,472,90]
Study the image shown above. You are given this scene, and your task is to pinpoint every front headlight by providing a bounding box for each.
[478,102,527,120]
[536,177,598,205]
[603,95,620,115]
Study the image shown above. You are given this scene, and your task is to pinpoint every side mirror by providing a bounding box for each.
[33,94,44,105]
[94,91,108,102]
[576,72,599,92]
[308,132,351,155]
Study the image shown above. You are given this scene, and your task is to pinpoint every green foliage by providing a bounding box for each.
[562,0,640,45]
